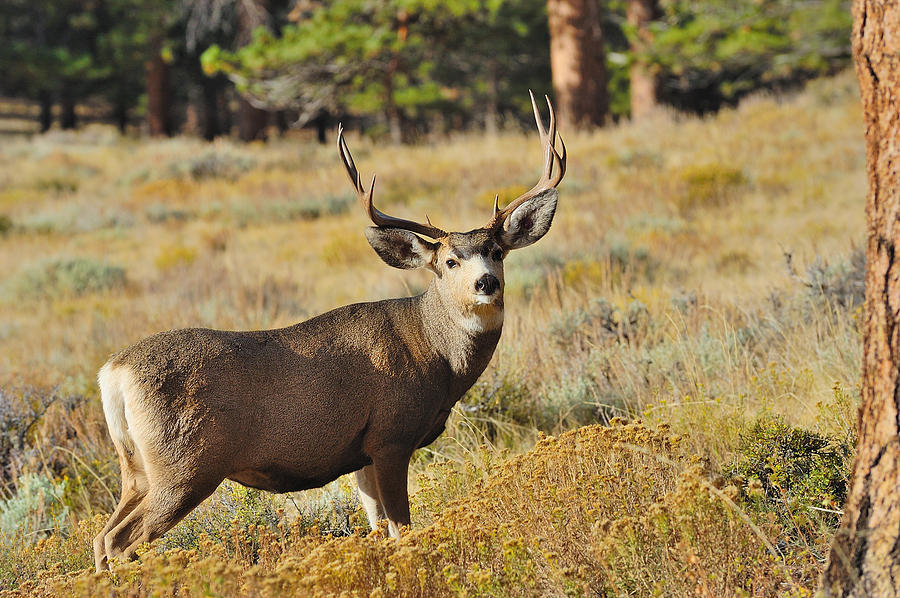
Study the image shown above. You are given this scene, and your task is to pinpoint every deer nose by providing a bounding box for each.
[474,274,499,295]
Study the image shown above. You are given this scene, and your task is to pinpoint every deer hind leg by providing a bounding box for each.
[371,451,412,539]
[103,479,218,565]
[93,461,148,571]
[355,464,385,530]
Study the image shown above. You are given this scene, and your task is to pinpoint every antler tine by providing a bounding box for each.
[487,93,567,230]
[336,125,447,239]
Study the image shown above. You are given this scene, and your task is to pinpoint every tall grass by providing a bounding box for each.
[0,71,865,595]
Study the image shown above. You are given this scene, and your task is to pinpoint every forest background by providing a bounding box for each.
[1,0,852,141]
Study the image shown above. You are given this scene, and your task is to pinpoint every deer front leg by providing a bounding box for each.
[371,450,412,538]
[355,464,385,530]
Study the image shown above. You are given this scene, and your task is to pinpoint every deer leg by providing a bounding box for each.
[103,481,217,565]
[371,452,411,539]
[93,473,147,571]
[355,464,385,530]
[94,452,149,571]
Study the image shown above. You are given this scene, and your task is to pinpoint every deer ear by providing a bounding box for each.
[497,188,558,250]
[365,228,438,270]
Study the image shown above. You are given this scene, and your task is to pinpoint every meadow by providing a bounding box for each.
[0,71,866,596]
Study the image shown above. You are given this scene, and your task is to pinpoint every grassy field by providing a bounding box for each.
[0,71,865,596]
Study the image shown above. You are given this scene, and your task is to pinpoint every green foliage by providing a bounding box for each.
[0,0,174,116]
[7,258,126,299]
[232,195,353,226]
[203,0,550,132]
[0,472,69,540]
[643,0,852,112]
[731,416,852,527]
[0,215,11,237]
[169,149,257,182]
[675,163,747,211]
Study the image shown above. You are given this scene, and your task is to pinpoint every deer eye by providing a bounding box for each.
[491,250,504,261]
[445,259,459,269]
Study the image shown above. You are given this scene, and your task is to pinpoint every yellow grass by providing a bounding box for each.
[0,71,865,595]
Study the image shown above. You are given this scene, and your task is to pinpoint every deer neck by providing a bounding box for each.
[418,283,503,380]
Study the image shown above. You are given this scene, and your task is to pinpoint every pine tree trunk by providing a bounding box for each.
[820,1,900,595]
[146,42,172,137]
[237,0,270,142]
[546,0,608,129]
[60,93,77,130]
[238,98,268,141]
[201,76,222,141]
[38,91,52,133]
[627,0,659,119]
[384,57,402,144]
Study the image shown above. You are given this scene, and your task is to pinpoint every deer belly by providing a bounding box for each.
[228,455,370,493]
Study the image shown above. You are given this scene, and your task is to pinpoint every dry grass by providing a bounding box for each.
[0,71,865,595]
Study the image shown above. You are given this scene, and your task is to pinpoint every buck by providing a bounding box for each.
[92,93,565,572]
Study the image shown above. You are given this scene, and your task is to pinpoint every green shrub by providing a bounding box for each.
[0,215,11,236]
[462,373,535,431]
[8,258,126,299]
[675,163,747,211]
[232,194,352,226]
[0,472,69,540]
[730,416,852,530]
[170,149,256,181]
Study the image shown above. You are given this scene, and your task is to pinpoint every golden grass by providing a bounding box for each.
[0,71,865,595]
[7,423,819,597]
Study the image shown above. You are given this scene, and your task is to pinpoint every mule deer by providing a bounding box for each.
[93,93,565,571]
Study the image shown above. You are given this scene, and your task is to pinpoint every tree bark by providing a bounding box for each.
[546,0,608,129]
[200,76,222,141]
[60,93,77,130]
[627,0,659,120]
[238,98,268,141]
[113,97,129,134]
[236,0,270,142]
[145,41,172,137]
[38,91,53,133]
[820,1,900,595]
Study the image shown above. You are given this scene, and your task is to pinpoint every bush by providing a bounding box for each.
[7,258,126,299]
[0,472,69,541]
[169,149,256,181]
[675,163,747,211]
[786,247,865,310]
[154,245,197,271]
[730,416,852,534]
[29,421,818,597]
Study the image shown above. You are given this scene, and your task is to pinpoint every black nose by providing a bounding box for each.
[474,274,500,295]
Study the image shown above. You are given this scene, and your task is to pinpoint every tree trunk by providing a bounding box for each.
[201,76,222,141]
[113,90,130,134]
[237,0,270,142]
[627,0,659,120]
[546,0,608,129]
[219,86,233,136]
[312,113,328,144]
[38,91,52,133]
[384,56,402,144]
[60,93,77,130]
[484,61,500,137]
[820,1,900,595]
[238,98,268,141]
[146,42,172,137]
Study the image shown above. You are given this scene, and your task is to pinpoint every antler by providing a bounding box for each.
[486,91,567,230]
[337,125,447,239]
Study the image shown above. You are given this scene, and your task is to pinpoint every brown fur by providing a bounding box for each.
[93,240,504,571]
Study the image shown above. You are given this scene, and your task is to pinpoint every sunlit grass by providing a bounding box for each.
[0,71,865,596]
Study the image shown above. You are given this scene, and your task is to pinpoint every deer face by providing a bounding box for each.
[363,187,559,316]
[338,91,565,330]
